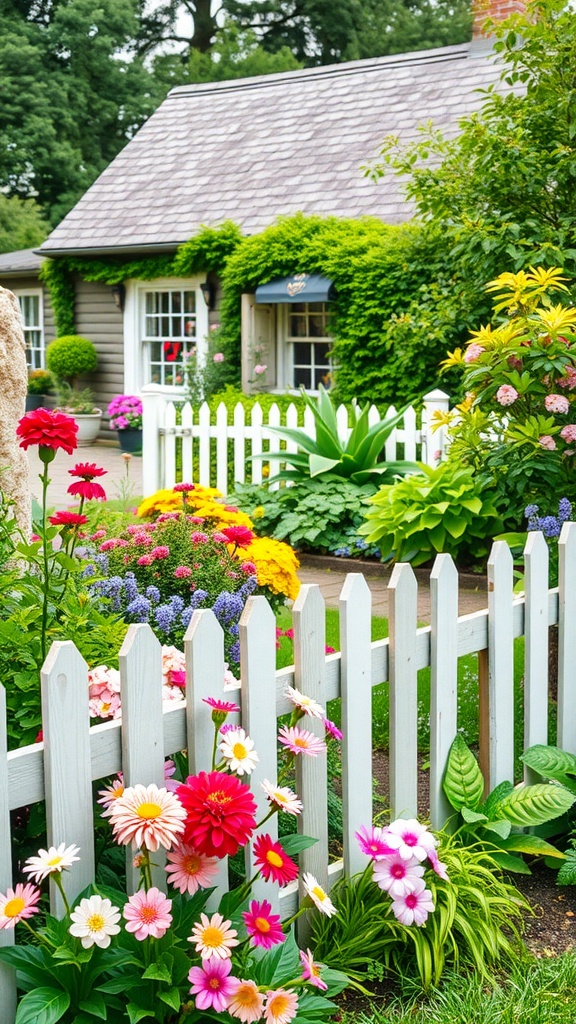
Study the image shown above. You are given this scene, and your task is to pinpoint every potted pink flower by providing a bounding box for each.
[107,394,143,453]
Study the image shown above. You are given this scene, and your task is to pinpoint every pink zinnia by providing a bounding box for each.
[545,393,569,414]
[496,384,518,406]
[373,854,425,897]
[325,719,342,740]
[300,948,328,991]
[137,554,153,566]
[390,879,435,927]
[220,525,254,549]
[67,479,107,501]
[539,434,557,450]
[243,900,285,949]
[278,725,327,757]
[174,482,195,493]
[107,783,187,852]
[264,988,298,1024]
[123,887,173,940]
[174,565,193,578]
[355,825,398,860]
[227,979,265,1023]
[561,424,576,443]
[165,842,219,894]
[0,883,41,929]
[385,819,436,862]
[188,956,238,1012]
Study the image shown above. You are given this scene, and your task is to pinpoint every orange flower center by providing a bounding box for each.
[183,854,201,876]
[87,912,105,931]
[232,742,248,760]
[255,916,271,933]
[4,897,25,918]
[266,850,284,868]
[268,993,291,1017]
[294,737,308,748]
[209,978,221,990]
[202,925,225,948]
[140,906,158,923]
[206,791,231,805]
[137,802,162,819]
[234,983,260,1008]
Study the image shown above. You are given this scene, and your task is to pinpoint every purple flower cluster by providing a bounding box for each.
[525,498,573,538]
[107,395,143,431]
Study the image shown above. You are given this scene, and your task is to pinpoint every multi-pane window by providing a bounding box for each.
[18,293,44,369]
[143,288,196,386]
[287,302,333,390]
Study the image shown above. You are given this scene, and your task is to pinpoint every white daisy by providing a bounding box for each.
[286,686,325,719]
[220,728,259,775]
[69,894,121,948]
[261,779,303,815]
[23,843,81,883]
[302,873,337,917]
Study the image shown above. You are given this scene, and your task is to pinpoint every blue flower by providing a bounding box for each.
[124,572,139,602]
[229,640,241,663]
[239,575,258,600]
[540,515,561,538]
[146,585,161,604]
[169,595,185,615]
[558,497,572,523]
[212,591,244,626]
[81,563,96,578]
[126,595,151,622]
[524,504,539,518]
[190,589,209,610]
[155,603,175,633]
[333,546,351,557]
[94,553,109,573]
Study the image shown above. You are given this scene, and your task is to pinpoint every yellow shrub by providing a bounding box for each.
[239,537,300,601]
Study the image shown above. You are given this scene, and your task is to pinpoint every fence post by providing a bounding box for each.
[524,531,549,783]
[422,389,450,466]
[141,384,165,496]
[429,555,458,828]
[119,625,166,892]
[0,685,16,1023]
[483,541,515,790]
[239,596,279,911]
[340,574,372,876]
[388,564,419,819]
[558,522,576,753]
[41,642,95,915]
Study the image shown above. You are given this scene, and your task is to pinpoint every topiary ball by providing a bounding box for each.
[46,335,98,383]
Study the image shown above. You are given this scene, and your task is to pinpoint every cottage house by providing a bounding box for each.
[0,1,516,431]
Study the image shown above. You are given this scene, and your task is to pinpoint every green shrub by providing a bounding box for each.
[231,477,380,555]
[360,462,501,566]
[27,369,54,395]
[46,334,98,386]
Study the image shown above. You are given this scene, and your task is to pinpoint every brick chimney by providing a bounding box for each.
[472,0,526,40]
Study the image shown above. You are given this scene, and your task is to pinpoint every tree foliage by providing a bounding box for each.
[0,195,49,253]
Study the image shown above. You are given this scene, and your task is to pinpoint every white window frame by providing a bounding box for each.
[16,289,45,369]
[277,302,334,394]
[123,277,209,394]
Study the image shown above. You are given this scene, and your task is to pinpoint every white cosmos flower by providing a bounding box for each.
[23,843,81,883]
[69,894,121,948]
[302,873,337,917]
[220,728,259,775]
[286,686,325,719]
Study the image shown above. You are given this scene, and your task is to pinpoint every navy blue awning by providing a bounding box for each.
[255,273,335,304]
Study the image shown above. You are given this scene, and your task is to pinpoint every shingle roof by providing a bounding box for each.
[0,248,44,273]
[40,43,505,255]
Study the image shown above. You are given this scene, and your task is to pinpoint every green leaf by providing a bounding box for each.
[320,968,350,997]
[443,735,485,811]
[309,454,341,477]
[126,1004,153,1024]
[490,852,532,874]
[281,834,318,856]
[78,991,107,1019]
[521,745,576,793]
[499,783,575,826]
[158,986,182,1012]
[460,806,488,824]
[480,819,512,839]
[482,779,514,819]
[499,834,565,857]
[557,849,576,885]
[16,987,70,1024]
[142,951,173,983]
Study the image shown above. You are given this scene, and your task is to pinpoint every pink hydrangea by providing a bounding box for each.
[213,353,225,363]
[545,394,569,414]
[137,554,154,566]
[174,565,193,578]
[496,385,518,406]
[560,424,576,443]
[558,366,576,389]
[151,546,170,559]
[191,532,210,544]
[539,435,557,450]
[132,532,154,547]
[99,538,128,552]
[463,343,485,364]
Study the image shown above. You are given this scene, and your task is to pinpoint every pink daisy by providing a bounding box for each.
[285,686,325,719]
[278,726,327,757]
[385,819,436,862]
[264,988,298,1024]
[0,883,41,929]
[390,878,435,926]
[227,979,265,1023]
[203,697,241,714]
[123,887,173,940]
[325,719,343,741]
[243,900,285,950]
[372,854,425,897]
[188,956,238,1012]
[97,777,125,814]
[261,780,303,816]
[299,948,328,991]
[355,824,398,860]
[165,842,220,894]
[189,912,239,960]
[107,783,186,852]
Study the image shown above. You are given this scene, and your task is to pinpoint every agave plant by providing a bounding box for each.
[256,385,419,485]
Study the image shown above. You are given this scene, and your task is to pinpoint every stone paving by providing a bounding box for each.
[26,443,488,622]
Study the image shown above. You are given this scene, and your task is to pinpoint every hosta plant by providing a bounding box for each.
[443,735,574,871]
[359,462,501,566]
[521,744,576,885]
[253,384,419,485]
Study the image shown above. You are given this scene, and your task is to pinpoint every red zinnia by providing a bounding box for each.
[68,480,107,500]
[48,511,88,528]
[174,482,195,493]
[69,463,107,479]
[177,771,257,859]
[253,834,299,886]
[220,526,254,549]
[17,408,78,455]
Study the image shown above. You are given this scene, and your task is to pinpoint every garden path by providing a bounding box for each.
[26,442,487,623]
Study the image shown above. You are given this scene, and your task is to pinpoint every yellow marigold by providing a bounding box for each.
[238,537,300,601]
[253,506,265,519]
[137,485,229,520]
[192,502,253,530]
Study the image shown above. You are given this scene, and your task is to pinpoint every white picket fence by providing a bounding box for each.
[2,527,576,1018]
[140,385,450,496]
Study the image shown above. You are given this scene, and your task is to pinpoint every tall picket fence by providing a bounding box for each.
[140,384,450,495]
[2,526,576,1018]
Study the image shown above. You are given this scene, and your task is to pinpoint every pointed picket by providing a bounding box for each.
[388,563,418,818]
[41,642,94,914]
[239,597,279,910]
[303,406,316,441]
[368,405,380,429]
[285,403,299,453]
[384,405,398,462]
[293,585,329,940]
[181,401,194,483]
[198,401,211,486]
[184,611,230,900]
[250,402,263,485]
[233,402,246,484]
[216,402,229,494]
[340,574,372,876]
[164,401,177,488]
[486,541,515,789]
[402,405,417,461]
[267,403,281,490]
[429,555,458,827]
[0,686,16,1023]
[524,531,549,782]
[336,403,349,444]
[558,522,576,753]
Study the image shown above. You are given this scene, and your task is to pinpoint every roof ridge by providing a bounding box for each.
[168,42,475,98]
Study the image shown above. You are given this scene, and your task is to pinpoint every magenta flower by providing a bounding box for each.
[299,948,328,991]
[203,697,240,714]
[174,482,195,493]
[355,825,397,860]
[390,879,435,926]
[174,565,193,578]
[191,532,210,544]
[373,854,424,897]
[242,900,285,950]
[427,847,449,881]
[278,726,327,757]
[123,887,173,940]
[463,343,485,363]
[213,353,225,363]
[325,719,343,741]
[151,545,170,559]
[188,956,238,1012]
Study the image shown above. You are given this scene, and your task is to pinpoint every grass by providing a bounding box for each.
[339,953,576,1024]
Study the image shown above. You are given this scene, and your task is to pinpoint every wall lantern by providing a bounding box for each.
[112,283,126,311]
[200,279,215,311]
